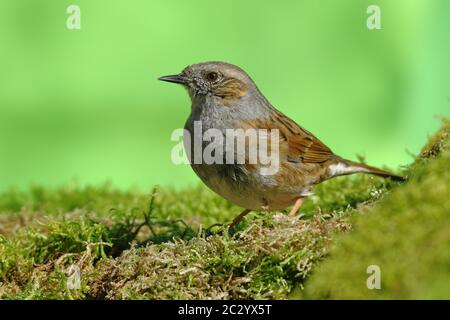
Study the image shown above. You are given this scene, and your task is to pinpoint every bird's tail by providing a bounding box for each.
[331,158,406,182]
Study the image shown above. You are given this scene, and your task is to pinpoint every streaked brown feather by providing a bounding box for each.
[214,78,248,106]
[241,110,335,164]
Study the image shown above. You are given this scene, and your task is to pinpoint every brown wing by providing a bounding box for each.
[242,110,335,164]
[274,111,335,163]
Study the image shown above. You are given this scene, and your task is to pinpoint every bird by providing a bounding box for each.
[159,61,405,228]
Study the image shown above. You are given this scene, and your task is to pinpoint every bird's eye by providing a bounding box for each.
[206,72,219,82]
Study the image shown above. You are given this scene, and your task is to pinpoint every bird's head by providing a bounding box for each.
[159,61,257,105]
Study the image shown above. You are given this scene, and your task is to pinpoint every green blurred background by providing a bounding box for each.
[0,0,448,192]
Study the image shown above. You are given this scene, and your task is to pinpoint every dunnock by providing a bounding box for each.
[159,61,405,227]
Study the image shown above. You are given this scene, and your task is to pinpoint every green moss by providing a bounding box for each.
[0,118,448,299]
[86,213,350,299]
[296,118,450,299]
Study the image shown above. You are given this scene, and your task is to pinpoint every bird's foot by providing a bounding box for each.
[288,197,306,217]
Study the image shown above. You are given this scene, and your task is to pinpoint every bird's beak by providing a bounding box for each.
[158,74,189,85]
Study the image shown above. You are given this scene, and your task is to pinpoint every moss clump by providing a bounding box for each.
[296,118,450,299]
[88,214,350,299]
[0,175,388,299]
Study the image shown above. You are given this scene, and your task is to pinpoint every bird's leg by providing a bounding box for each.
[228,209,251,228]
[289,198,305,217]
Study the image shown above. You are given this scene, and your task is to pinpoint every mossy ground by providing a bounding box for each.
[0,119,448,299]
